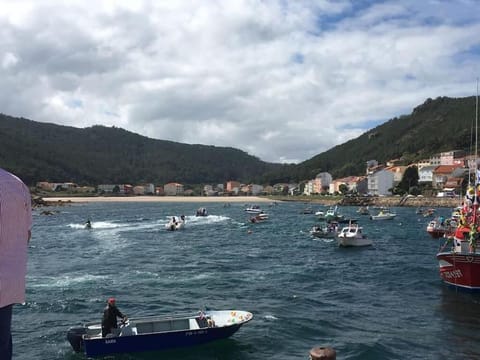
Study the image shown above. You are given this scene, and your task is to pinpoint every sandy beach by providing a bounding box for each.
[42,196,276,203]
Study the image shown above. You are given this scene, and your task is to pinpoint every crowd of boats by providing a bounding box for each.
[307,205,397,247]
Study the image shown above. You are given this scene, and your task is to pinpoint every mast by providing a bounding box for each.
[475,78,479,233]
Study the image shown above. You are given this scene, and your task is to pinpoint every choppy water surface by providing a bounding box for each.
[14,202,480,359]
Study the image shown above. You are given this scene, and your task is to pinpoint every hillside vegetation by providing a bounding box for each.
[0,115,283,186]
[0,95,477,186]
[272,96,478,182]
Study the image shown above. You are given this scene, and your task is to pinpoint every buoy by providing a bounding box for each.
[309,346,336,360]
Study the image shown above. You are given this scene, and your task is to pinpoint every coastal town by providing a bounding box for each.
[35,149,469,203]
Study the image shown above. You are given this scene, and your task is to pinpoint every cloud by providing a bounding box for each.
[0,0,479,163]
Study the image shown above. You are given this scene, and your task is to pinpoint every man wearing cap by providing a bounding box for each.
[101,298,127,337]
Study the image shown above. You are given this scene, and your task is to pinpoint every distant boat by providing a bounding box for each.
[250,212,268,223]
[301,207,314,214]
[324,206,345,222]
[337,223,372,247]
[310,222,338,239]
[370,209,396,220]
[165,215,185,231]
[196,207,208,216]
[245,205,263,214]
[67,309,253,357]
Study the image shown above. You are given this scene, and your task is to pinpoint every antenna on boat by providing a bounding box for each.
[475,78,479,209]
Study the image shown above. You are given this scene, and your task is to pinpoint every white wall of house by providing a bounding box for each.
[250,184,264,195]
[418,166,436,183]
[164,183,184,196]
[368,169,394,195]
[303,180,314,195]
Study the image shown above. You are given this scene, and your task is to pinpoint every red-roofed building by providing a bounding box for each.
[432,165,464,189]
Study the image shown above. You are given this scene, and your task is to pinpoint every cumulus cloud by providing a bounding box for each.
[0,0,479,163]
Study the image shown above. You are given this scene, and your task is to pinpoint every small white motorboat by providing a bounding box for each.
[245,205,263,214]
[337,224,372,247]
[370,210,396,220]
[165,215,186,231]
[310,223,338,239]
[250,212,269,223]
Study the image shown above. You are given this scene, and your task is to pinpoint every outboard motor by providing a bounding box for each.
[66,326,87,353]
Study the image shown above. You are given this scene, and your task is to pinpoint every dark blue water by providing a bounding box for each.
[13,202,480,359]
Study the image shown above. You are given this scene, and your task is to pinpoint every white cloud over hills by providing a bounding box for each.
[1,0,479,163]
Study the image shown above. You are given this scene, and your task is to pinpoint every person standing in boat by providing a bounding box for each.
[102,298,127,337]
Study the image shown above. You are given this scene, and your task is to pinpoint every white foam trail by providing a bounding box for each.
[29,274,109,288]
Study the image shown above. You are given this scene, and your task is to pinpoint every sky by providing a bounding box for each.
[1,0,480,164]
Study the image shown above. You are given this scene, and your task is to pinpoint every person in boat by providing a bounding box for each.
[101,298,127,337]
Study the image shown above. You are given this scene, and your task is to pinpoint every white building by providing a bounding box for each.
[367,169,394,196]
[418,165,436,184]
[164,182,184,196]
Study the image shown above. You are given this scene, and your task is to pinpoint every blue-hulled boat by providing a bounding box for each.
[67,310,253,357]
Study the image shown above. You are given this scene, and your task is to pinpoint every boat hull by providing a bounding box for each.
[437,252,480,291]
[84,323,243,357]
[337,237,372,247]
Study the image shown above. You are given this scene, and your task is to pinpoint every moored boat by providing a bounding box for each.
[436,84,480,291]
[437,225,480,291]
[324,206,345,223]
[337,223,372,247]
[310,222,338,239]
[67,310,253,357]
[196,207,208,216]
[370,209,396,220]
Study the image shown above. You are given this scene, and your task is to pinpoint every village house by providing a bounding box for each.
[330,176,367,194]
[432,165,465,189]
[418,165,437,184]
[163,182,184,196]
[439,150,465,166]
[367,168,394,196]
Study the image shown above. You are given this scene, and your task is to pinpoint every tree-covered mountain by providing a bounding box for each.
[0,114,283,186]
[0,95,477,186]
[268,95,478,183]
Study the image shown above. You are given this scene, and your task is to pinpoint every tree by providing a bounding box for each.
[339,183,348,194]
[398,166,419,194]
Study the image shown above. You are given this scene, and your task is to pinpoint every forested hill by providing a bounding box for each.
[0,95,477,187]
[0,114,284,186]
[268,95,477,183]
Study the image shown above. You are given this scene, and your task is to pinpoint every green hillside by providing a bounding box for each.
[0,95,477,186]
[276,96,477,182]
[0,115,282,186]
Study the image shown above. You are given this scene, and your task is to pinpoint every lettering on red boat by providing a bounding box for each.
[443,269,463,279]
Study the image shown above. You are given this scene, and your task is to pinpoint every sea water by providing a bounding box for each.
[13,201,480,359]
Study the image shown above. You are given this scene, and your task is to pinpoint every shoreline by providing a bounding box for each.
[41,196,275,203]
[39,195,461,208]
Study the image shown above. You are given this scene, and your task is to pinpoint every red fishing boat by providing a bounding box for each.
[436,86,480,291]
[437,225,480,291]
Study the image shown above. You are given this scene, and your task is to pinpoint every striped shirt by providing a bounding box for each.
[0,168,32,307]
